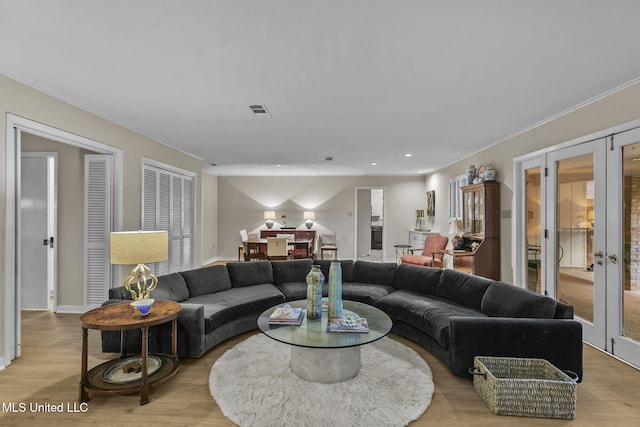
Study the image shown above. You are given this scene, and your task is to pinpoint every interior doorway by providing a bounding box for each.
[3,114,123,367]
[355,187,385,262]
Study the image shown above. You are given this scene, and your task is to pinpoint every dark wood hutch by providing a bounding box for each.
[452,181,500,280]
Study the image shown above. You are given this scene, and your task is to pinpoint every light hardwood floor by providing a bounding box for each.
[1,310,639,426]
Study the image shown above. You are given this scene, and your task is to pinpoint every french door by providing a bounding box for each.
[517,127,640,367]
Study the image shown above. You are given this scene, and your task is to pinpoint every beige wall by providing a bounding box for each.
[217,175,426,261]
[201,171,218,264]
[1,74,206,363]
[425,80,640,283]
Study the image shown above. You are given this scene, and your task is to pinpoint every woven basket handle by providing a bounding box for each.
[563,370,579,383]
[468,366,486,379]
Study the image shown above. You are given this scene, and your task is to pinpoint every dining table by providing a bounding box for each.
[244,238,313,258]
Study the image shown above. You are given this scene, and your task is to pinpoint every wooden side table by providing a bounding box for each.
[79,300,181,405]
[444,249,476,274]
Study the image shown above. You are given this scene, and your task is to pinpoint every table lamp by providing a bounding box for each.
[448,219,465,250]
[264,211,276,229]
[110,230,168,300]
[415,209,425,231]
[303,211,315,229]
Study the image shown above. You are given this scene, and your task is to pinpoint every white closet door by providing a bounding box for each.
[84,154,112,306]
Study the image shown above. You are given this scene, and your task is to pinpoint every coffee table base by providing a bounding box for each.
[290,346,361,383]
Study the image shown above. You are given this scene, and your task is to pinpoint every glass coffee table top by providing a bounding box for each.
[257,299,392,349]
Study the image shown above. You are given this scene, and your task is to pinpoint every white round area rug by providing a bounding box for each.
[209,334,434,427]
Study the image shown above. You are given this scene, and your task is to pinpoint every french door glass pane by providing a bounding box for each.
[526,167,542,294]
[622,143,640,342]
[557,154,594,323]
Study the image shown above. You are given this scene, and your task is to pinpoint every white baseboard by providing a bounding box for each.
[55,305,92,314]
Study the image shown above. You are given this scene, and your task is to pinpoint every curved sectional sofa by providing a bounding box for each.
[102,259,583,380]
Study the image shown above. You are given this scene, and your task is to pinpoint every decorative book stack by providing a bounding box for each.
[269,306,304,326]
[326,310,369,333]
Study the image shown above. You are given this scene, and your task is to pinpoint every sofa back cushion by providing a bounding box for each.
[394,264,442,295]
[227,260,274,287]
[272,259,313,285]
[435,269,493,310]
[152,272,190,302]
[313,259,355,282]
[180,265,232,297]
[353,261,396,286]
[481,281,558,318]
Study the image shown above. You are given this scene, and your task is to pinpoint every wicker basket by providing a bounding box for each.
[470,356,578,419]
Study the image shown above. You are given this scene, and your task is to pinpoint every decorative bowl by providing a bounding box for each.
[132,298,155,316]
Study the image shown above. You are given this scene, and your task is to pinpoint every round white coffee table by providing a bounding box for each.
[257,299,392,383]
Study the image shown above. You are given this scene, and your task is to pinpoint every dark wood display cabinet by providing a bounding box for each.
[453,181,501,280]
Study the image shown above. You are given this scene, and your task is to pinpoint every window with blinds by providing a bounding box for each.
[142,161,195,275]
[449,174,467,219]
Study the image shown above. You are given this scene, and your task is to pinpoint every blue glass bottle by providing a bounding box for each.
[328,261,343,318]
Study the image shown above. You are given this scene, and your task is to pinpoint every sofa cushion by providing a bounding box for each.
[227,261,274,287]
[271,259,313,285]
[180,265,232,297]
[435,269,493,310]
[342,283,396,305]
[152,273,190,302]
[353,261,396,286]
[313,259,355,282]
[185,284,285,331]
[394,264,443,295]
[377,290,485,349]
[276,282,308,301]
[481,281,558,318]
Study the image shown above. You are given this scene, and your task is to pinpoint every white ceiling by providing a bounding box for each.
[2,1,640,176]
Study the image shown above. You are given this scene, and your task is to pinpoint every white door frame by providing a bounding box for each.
[514,118,640,368]
[4,114,123,368]
[606,128,640,367]
[354,186,387,261]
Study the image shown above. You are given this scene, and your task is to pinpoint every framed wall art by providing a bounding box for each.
[426,190,435,216]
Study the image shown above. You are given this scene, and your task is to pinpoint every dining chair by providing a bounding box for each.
[319,232,338,260]
[276,233,296,256]
[239,229,249,261]
[267,237,290,260]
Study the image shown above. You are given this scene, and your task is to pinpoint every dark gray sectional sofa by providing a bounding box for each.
[102,259,583,381]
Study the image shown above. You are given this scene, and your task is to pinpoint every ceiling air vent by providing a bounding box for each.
[249,104,271,117]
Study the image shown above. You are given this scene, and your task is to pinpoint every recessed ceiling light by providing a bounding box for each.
[405,153,413,157]
[276,164,282,167]
[370,162,377,166]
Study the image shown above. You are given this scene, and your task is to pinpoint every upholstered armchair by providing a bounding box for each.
[401,234,449,267]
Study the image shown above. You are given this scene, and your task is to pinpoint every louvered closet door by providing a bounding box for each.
[84,154,112,306]
[143,163,194,275]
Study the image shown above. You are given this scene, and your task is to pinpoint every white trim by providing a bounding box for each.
[141,156,196,178]
[354,186,387,261]
[4,113,124,367]
[53,305,91,314]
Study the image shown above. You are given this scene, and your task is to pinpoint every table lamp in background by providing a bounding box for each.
[448,219,465,250]
[303,211,315,229]
[415,210,425,231]
[264,211,276,229]
[110,230,168,300]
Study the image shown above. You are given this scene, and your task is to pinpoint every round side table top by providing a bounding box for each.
[80,300,181,331]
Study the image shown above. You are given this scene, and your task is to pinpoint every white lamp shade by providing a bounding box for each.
[303,211,315,221]
[448,220,464,235]
[110,231,168,265]
[264,210,276,220]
